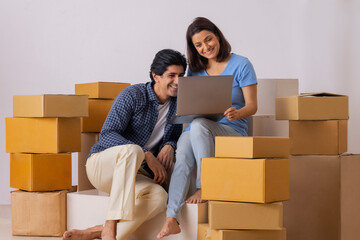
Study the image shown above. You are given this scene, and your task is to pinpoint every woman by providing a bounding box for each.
[157,17,258,239]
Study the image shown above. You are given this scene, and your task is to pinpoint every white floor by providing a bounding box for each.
[0,205,61,240]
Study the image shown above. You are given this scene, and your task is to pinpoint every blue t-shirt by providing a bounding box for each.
[187,53,257,136]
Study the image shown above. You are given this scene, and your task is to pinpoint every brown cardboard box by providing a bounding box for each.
[198,225,286,240]
[6,117,81,153]
[215,136,289,158]
[201,158,289,203]
[75,82,130,99]
[81,99,113,132]
[78,133,99,191]
[284,154,360,240]
[10,153,71,191]
[209,201,283,230]
[198,224,212,240]
[248,114,289,137]
[289,120,347,155]
[13,94,88,117]
[276,93,348,120]
[11,190,66,236]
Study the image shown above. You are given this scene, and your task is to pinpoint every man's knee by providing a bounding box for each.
[126,144,145,159]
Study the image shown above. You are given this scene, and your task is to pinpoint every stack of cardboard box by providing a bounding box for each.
[5,94,88,237]
[198,136,290,240]
[74,82,130,191]
[276,93,360,240]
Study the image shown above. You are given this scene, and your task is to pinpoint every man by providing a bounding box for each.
[63,49,187,240]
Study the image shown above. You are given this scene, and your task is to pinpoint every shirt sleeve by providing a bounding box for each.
[163,124,183,150]
[237,58,258,87]
[97,89,146,152]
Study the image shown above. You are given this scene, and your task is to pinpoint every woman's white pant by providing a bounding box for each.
[86,144,167,240]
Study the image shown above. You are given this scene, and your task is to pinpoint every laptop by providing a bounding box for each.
[170,75,233,124]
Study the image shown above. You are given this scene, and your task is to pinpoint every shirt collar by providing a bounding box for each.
[146,81,177,106]
[146,82,159,103]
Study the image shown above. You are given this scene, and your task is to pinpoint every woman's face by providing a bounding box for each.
[191,30,220,60]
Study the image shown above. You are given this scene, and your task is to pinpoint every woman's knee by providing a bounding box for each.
[190,118,214,135]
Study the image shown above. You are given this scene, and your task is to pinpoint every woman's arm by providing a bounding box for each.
[224,84,257,120]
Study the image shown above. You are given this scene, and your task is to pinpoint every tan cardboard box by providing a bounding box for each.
[201,158,289,203]
[11,190,66,236]
[276,92,348,120]
[289,120,347,155]
[284,154,360,240]
[198,224,286,240]
[198,224,212,240]
[10,153,71,191]
[13,94,88,117]
[78,133,99,191]
[75,82,130,99]
[248,114,289,137]
[215,136,289,158]
[6,117,81,153]
[209,201,283,230]
[257,78,298,115]
[81,99,113,132]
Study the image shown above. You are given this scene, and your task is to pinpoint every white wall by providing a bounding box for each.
[1,0,359,204]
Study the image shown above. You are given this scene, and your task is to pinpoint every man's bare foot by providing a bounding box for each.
[185,189,206,204]
[62,225,103,240]
[157,217,181,239]
[101,220,117,240]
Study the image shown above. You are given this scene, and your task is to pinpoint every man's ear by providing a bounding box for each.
[152,72,159,82]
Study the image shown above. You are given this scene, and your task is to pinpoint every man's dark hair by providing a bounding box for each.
[150,49,187,83]
[186,17,231,72]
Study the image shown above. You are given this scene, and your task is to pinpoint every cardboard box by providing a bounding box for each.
[75,82,130,99]
[198,224,286,240]
[209,201,283,230]
[257,78,298,115]
[276,93,349,120]
[248,114,289,137]
[6,117,81,153]
[284,154,360,240]
[78,133,99,191]
[215,136,289,158]
[68,190,208,240]
[201,158,289,203]
[289,120,347,155]
[13,94,88,117]
[81,99,113,132]
[197,224,211,240]
[10,153,72,191]
[11,190,66,236]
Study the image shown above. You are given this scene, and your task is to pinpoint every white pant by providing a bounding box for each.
[86,144,167,240]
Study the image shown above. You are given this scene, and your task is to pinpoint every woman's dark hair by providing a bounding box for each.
[186,17,231,72]
[150,49,187,83]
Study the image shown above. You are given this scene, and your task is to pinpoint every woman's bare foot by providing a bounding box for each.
[157,217,181,239]
[101,220,117,240]
[62,225,103,240]
[185,189,206,204]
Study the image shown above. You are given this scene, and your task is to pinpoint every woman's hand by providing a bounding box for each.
[145,151,168,185]
[224,84,258,121]
[224,107,240,121]
[157,145,175,171]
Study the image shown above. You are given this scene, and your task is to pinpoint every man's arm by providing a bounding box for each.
[98,90,146,152]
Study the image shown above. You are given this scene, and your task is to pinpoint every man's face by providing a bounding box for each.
[153,65,185,103]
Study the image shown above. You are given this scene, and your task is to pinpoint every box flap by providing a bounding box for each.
[299,92,346,97]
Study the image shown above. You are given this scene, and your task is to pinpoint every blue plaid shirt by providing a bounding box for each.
[88,82,182,158]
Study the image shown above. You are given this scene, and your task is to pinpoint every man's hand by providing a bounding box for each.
[145,151,168,185]
[157,145,175,171]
